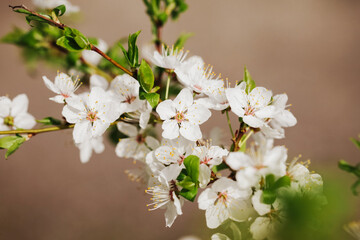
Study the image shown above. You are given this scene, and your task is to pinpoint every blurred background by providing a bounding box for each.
[0,0,359,239]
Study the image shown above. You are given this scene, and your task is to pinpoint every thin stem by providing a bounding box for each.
[225,110,235,138]
[9,5,132,77]
[90,45,133,76]
[165,73,171,100]
[0,121,121,136]
[238,130,253,149]
[0,125,74,135]
[155,24,163,53]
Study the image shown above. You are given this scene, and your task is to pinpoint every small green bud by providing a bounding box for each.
[4,116,14,126]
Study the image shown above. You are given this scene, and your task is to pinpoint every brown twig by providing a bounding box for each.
[9,4,133,77]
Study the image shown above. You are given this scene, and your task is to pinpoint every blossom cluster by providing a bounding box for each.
[0,1,327,239]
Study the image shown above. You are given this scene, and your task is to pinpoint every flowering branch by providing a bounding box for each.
[0,124,74,135]
[9,4,133,76]
[0,121,125,136]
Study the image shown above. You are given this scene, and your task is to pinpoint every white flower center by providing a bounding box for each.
[244,105,256,116]
[86,111,98,122]
[215,191,229,207]
[175,112,185,123]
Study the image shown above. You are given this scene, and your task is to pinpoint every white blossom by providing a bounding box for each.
[175,57,223,94]
[143,45,188,70]
[32,0,79,14]
[0,94,36,132]
[146,164,183,227]
[82,39,108,66]
[226,136,287,189]
[156,88,211,141]
[250,216,278,240]
[195,84,229,111]
[76,136,105,163]
[288,162,323,193]
[226,84,275,128]
[42,72,81,104]
[62,87,120,144]
[115,122,159,161]
[154,136,195,167]
[261,93,297,139]
[192,144,228,188]
[109,74,143,113]
[197,177,252,229]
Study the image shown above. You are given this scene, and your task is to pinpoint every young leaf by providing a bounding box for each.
[261,189,276,204]
[36,117,62,126]
[0,136,26,159]
[139,59,155,92]
[56,36,83,52]
[174,32,193,50]
[183,155,200,183]
[265,174,276,190]
[144,93,160,108]
[243,66,256,94]
[128,31,141,67]
[52,5,66,17]
[350,137,360,150]
[338,160,356,173]
[179,187,198,202]
[177,176,196,190]
[273,175,291,189]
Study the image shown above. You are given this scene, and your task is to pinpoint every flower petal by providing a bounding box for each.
[179,121,202,141]
[73,120,92,144]
[0,96,11,117]
[156,100,176,120]
[10,94,29,116]
[243,115,264,128]
[117,122,138,137]
[225,88,247,117]
[90,74,109,90]
[186,104,211,125]
[14,113,36,129]
[42,76,60,94]
[162,119,179,139]
[173,88,193,112]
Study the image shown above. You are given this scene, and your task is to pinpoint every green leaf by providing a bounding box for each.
[243,66,256,94]
[158,12,168,24]
[350,137,360,150]
[52,5,66,17]
[179,187,198,202]
[36,117,62,126]
[1,27,25,44]
[139,59,155,92]
[150,86,160,93]
[177,176,196,190]
[13,8,31,14]
[57,27,90,52]
[25,14,49,26]
[128,31,141,67]
[56,36,83,52]
[265,174,276,190]
[351,179,360,196]
[338,160,356,173]
[144,93,160,108]
[261,189,276,204]
[174,32,193,50]
[274,175,291,189]
[183,155,200,183]
[212,162,229,173]
[0,136,26,159]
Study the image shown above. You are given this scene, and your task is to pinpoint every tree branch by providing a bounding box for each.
[9,4,133,77]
